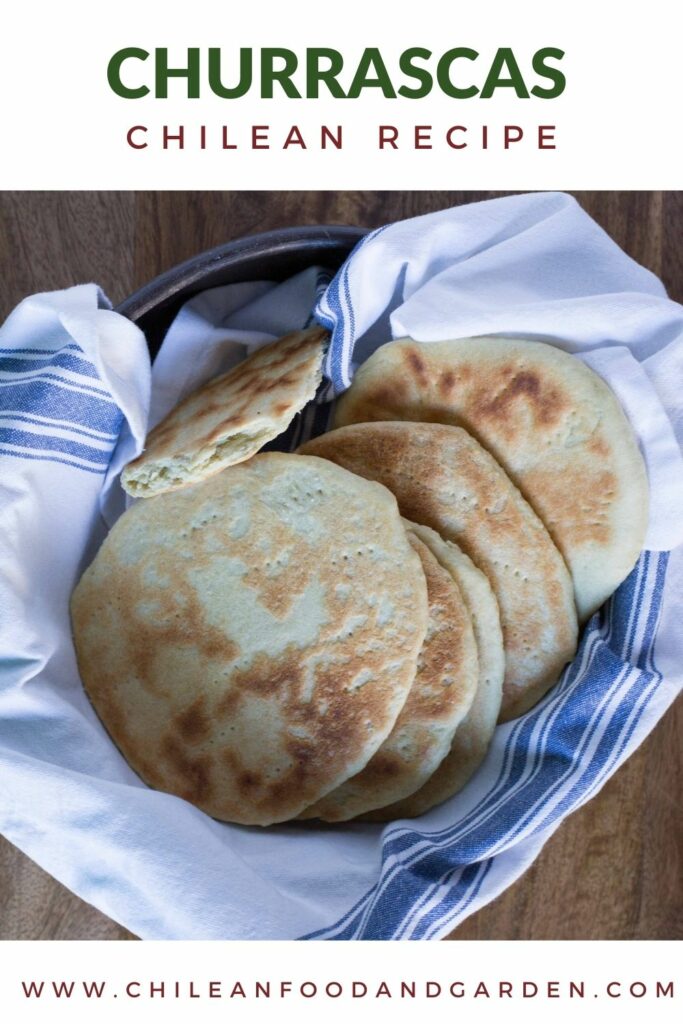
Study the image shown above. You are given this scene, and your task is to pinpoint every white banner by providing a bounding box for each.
[0,940,680,1023]
[2,0,681,189]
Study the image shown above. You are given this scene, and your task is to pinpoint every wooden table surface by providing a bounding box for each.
[0,191,681,941]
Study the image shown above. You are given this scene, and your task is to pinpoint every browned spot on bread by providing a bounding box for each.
[272,374,295,388]
[175,696,211,744]
[232,657,303,699]
[237,770,263,793]
[478,370,565,428]
[221,747,244,775]
[196,403,221,420]
[216,688,242,719]
[146,422,173,446]
[364,751,402,779]
[524,467,617,547]
[160,735,213,804]
[405,349,428,385]
[269,739,318,804]
[370,386,395,409]
[439,370,456,395]
[215,414,240,428]
[587,435,611,458]
[110,572,239,698]
[240,557,312,619]
[284,739,315,767]
[219,641,401,816]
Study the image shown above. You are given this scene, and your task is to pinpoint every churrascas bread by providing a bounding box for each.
[362,523,504,820]
[122,326,328,497]
[300,422,578,722]
[335,336,649,621]
[72,453,428,826]
[300,528,478,822]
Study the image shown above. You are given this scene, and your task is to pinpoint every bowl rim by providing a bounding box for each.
[115,224,368,325]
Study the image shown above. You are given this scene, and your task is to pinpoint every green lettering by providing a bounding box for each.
[208,47,252,99]
[347,48,396,98]
[107,48,149,99]
[480,48,529,99]
[530,47,566,98]
[436,48,479,99]
[398,48,433,99]
[306,48,346,98]
[155,48,201,99]
[261,49,301,98]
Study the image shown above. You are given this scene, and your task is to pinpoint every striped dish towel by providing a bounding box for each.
[306,550,672,938]
[0,342,121,472]
[0,285,148,486]
[0,197,682,941]
[303,194,683,938]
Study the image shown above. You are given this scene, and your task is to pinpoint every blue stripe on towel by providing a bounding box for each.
[0,345,121,472]
[317,227,389,393]
[303,551,668,940]
[0,446,107,475]
[0,427,111,464]
[0,371,110,397]
[0,411,118,442]
[0,352,102,379]
[0,381,123,435]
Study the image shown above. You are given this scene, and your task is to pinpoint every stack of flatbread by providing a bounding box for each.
[71,327,648,826]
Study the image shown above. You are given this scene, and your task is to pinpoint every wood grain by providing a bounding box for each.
[0,191,680,942]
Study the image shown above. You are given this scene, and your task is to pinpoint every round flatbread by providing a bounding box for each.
[300,528,479,822]
[335,336,649,621]
[300,422,578,721]
[362,523,504,821]
[122,326,328,497]
[72,452,428,826]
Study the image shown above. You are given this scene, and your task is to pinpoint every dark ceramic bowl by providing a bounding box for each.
[115,225,367,357]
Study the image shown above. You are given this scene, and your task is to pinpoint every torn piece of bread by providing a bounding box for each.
[122,325,328,497]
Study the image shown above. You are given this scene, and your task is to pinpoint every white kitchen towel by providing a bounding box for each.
[0,193,681,941]
[317,192,683,551]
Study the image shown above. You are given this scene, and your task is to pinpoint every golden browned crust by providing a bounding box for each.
[122,326,328,497]
[301,530,478,821]
[300,422,578,721]
[334,337,649,620]
[72,453,428,825]
[360,524,505,821]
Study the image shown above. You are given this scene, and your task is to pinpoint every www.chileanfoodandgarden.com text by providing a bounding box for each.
[20,978,675,1001]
